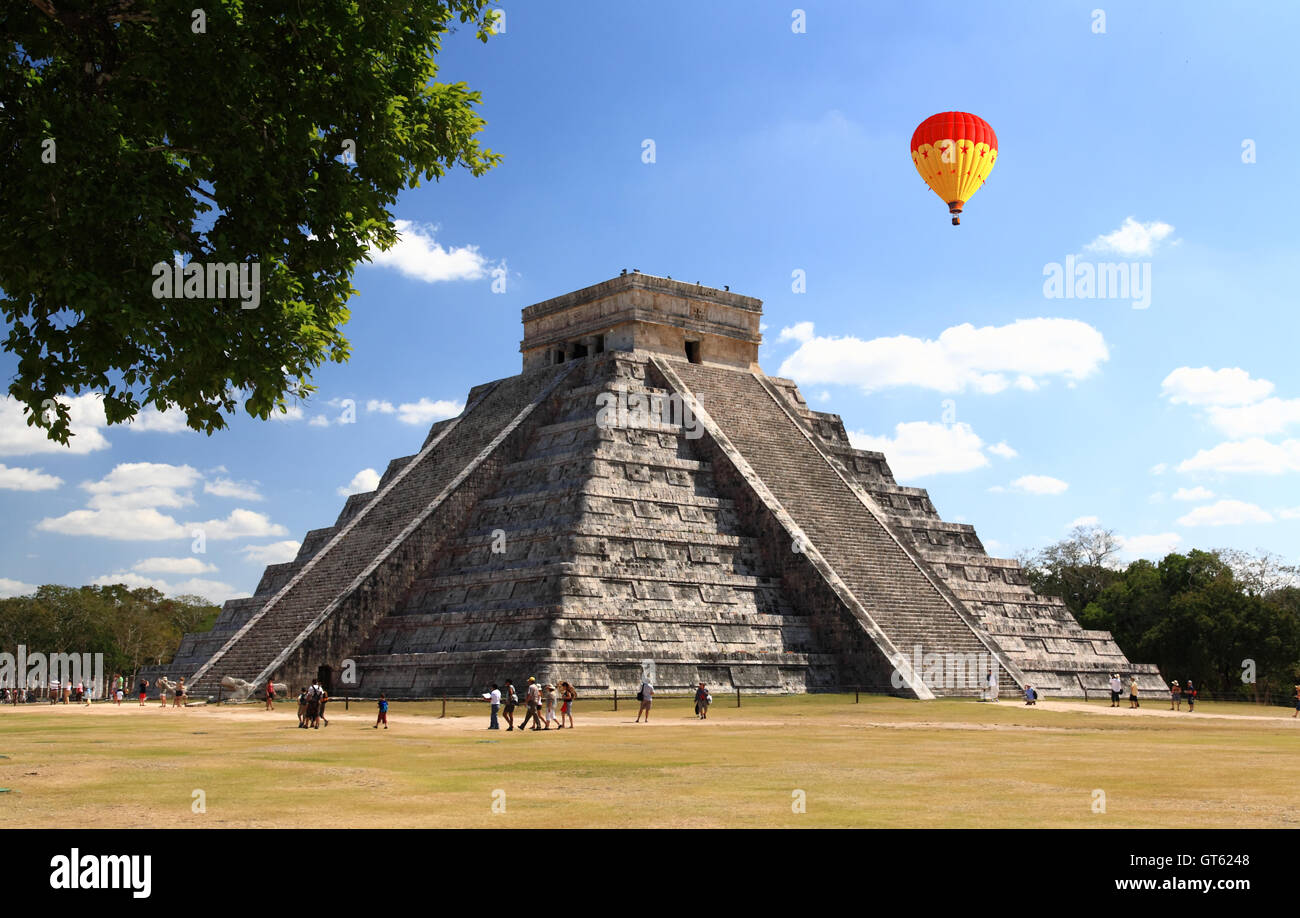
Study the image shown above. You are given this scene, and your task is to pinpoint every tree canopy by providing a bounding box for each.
[1,0,500,445]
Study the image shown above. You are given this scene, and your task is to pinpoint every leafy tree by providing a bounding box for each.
[1,0,501,445]
[1021,525,1123,617]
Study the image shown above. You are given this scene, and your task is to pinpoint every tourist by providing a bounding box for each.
[543,683,558,729]
[306,679,323,728]
[502,679,518,731]
[694,682,710,720]
[483,683,501,729]
[138,678,149,706]
[374,693,389,729]
[297,688,308,727]
[159,681,168,708]
[75,680,84,703]
[1169,680,1181,710]
[1108,673,1122,708]
[1185,680,1196,712]
[114,673,125,705]
[986,668,998,702]
[1128,676,1139,709]
[318,687,330,727]
[62,680,71,704]
[1024,684,1037,705]
[51,678,60,705]
[1292,684,1299,718]
[635,677,654,722]
[519,677,542,731]
[560,681,575,728]
[265,681,276,711]
[173,677,187,708]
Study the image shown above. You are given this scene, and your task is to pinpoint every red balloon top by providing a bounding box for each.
[911,112,998,152]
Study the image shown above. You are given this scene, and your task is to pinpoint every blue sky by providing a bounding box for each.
[3,0,1298,601]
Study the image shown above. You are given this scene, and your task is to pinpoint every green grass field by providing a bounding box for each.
[1,693,1297,828]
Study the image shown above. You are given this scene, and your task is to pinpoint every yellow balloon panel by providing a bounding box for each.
[911,140,997,206]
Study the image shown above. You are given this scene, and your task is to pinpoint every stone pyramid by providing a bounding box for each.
[156,274,1164,700]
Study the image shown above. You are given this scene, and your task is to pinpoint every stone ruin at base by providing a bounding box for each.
[142,273,1164,700]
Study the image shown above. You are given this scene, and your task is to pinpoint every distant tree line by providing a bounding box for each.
[0,585,219,683]
[1019,527,1300,703]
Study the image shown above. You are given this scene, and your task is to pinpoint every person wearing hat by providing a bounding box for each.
[518,677,543,731]
[1184,680,1196,712]
[1108,673,1122,707]
[1169,680,1181,710]
[542,683,558,729]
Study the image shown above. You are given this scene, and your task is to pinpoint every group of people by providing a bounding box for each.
[2,674,189,706]
[1166,679,1198,711]
[483,677,577,730]
[1106,674,1201,712]
[296,680,329,729]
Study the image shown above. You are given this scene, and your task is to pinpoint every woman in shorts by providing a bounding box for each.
[559,681,575,729]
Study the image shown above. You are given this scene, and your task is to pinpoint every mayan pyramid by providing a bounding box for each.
[154,274,1164,699]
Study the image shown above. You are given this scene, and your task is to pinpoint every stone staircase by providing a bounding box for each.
[664,360,1022,697]
[188,363,575,696]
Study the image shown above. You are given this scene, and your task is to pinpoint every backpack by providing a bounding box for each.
[636,689,644,701]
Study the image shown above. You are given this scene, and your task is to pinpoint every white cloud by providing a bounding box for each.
[0,464,63,491]
[127,406,194,434]
[777,319,1107,394]
[203,477,263,501]
[778,322,815,344]
[1278,507,1300,520]
[848,422,989,479]
[0,577,38,598]
[268,404,304,422]
[82,462,199,510]
[994,475,1069,496]
[1176,499,1273,527]
[365,219,490,283]
[1084,217,1175,257]
[987,441,1017,459]
[1205,398,1300,438]
[187,509,289,541]
[1177,439,1300,475]
[366,400,396,414]
[396,398,463,426]
[816,391,831,403]
[1161,367,1273,407]
[1150,462,1167,475]
[0,394,111,456]
[38,507,187,540]
[238,541,302,565]
[338,468,381,497]
[1171,486,1214,502]
[132,556,217,575]
[1068,515,1099,528]
[309,414,330,427]
[1117,532,1182,560]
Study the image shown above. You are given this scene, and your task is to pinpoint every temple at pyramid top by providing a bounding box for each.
[520,272,763,371]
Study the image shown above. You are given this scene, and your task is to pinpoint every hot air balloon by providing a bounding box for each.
[910,112,998,225]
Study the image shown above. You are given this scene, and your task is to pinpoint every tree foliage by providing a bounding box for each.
[0,583,219,679]
[1022,529,1300,702]
[1,0,500,444]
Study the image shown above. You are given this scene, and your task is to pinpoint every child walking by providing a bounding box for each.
[375,694,389,729]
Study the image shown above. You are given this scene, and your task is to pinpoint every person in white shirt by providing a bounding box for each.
[635,680,654,723]
[1108,673,1123,707]
[483,684,502,729]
